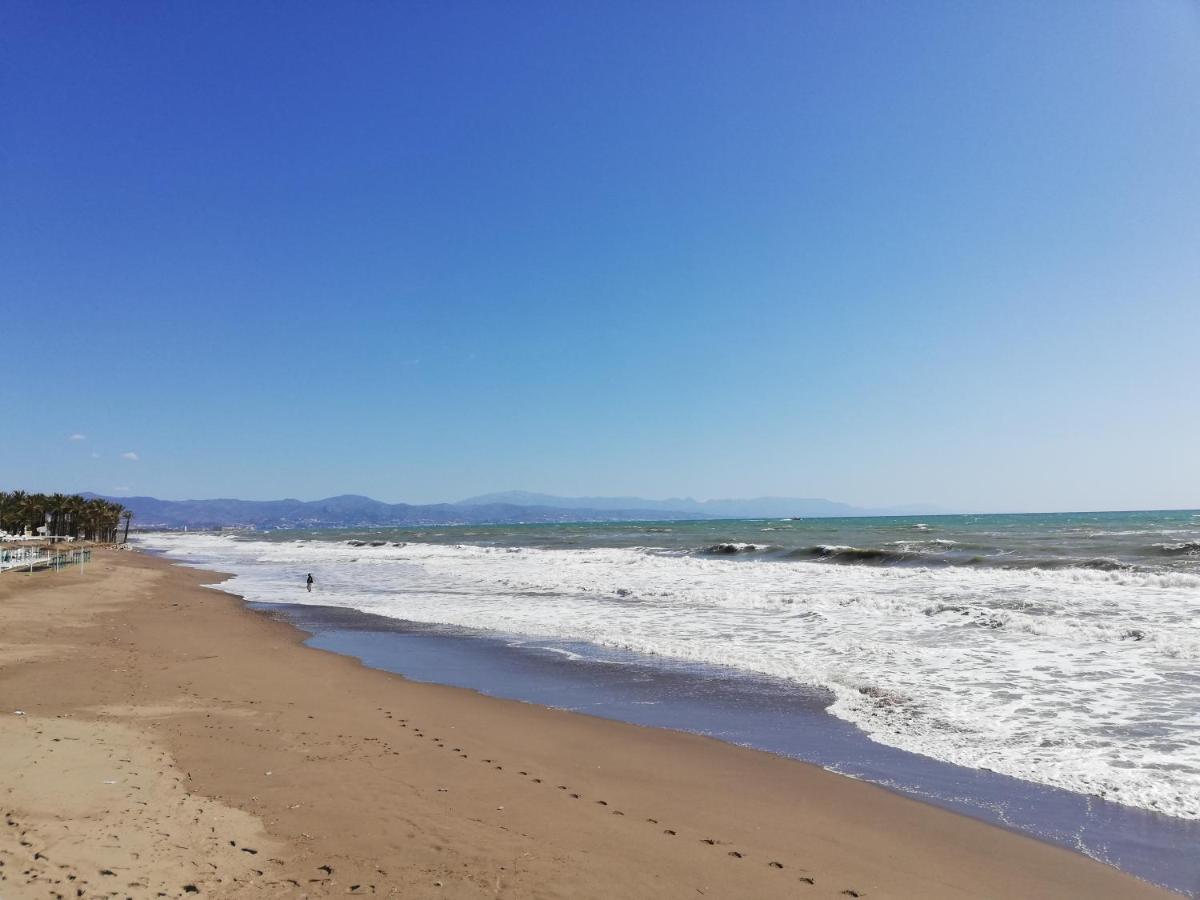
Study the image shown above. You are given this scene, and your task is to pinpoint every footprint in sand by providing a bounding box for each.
[728,851,743,859]
[768,861,783,869]
[663,829,676,836]
[799,876,815,884]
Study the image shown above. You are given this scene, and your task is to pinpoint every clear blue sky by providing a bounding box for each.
[3,2,1198,512]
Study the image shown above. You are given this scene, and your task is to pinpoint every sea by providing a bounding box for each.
[138,509,1200,895]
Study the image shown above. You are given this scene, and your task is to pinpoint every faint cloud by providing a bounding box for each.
[91,451,102,459]
[112,485,131,493]
[68,433,86,441]
[121,451,140,461]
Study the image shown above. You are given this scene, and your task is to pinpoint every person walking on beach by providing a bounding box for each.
[306,573,314,592]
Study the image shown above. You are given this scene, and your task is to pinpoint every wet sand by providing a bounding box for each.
[0,549,1179,898]
[276,602,1200,895]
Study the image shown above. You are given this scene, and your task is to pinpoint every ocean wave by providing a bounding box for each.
[772,544,1139,572]
[697,543,958,566]
[697,542,771,556]
[1025,557,1135,572]
[1031,567,1200,589]
[1151,540,1200,555]
[790,544,929,565]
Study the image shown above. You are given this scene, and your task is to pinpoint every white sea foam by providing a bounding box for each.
[140,532,1200,820]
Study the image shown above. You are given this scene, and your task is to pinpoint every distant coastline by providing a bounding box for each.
[84,490,1200,532]
[81,490,948,531]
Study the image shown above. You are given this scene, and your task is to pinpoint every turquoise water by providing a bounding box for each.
[267,508,1200,574]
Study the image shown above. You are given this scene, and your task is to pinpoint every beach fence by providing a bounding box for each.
[0,546,93,575]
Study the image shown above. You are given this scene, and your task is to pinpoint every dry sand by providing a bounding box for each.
[0,549,1178,899]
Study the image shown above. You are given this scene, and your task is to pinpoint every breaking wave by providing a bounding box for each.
[1152,540,1200,555]
[694,542,1146,572]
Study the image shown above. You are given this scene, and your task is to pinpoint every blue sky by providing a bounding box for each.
[2,2,1198,512]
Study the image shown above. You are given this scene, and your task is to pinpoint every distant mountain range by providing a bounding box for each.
[456,491,945,519]
[95,491,944,530]
[94,494,713,530]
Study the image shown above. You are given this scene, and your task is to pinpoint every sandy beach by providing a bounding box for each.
[0,550,1178,899]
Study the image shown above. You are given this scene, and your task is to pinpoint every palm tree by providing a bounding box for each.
[0,492,128,542]
[47,493,68,540]
[62,494,87,540]
[84,498,106,541]
[0,491,15,533]
[86,498,107,541]
[121,509,133,543]
[3,490,28,534]
[107,501,122,542]
[103,500,122,542]
[20,494,45,536]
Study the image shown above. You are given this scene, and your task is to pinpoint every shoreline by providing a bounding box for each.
[259,597,1200,895]
[0,549,1181,898]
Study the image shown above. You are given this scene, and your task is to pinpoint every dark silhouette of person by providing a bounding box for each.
[306,573,314,592]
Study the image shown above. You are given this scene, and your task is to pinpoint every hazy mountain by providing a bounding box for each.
[456,491,946,518]
[91,489,946,531]
[92,493,713,530]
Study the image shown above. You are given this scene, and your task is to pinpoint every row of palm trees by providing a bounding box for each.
[0,492,132,543]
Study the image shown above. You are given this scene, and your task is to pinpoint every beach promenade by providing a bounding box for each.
[0,551,1177,899]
